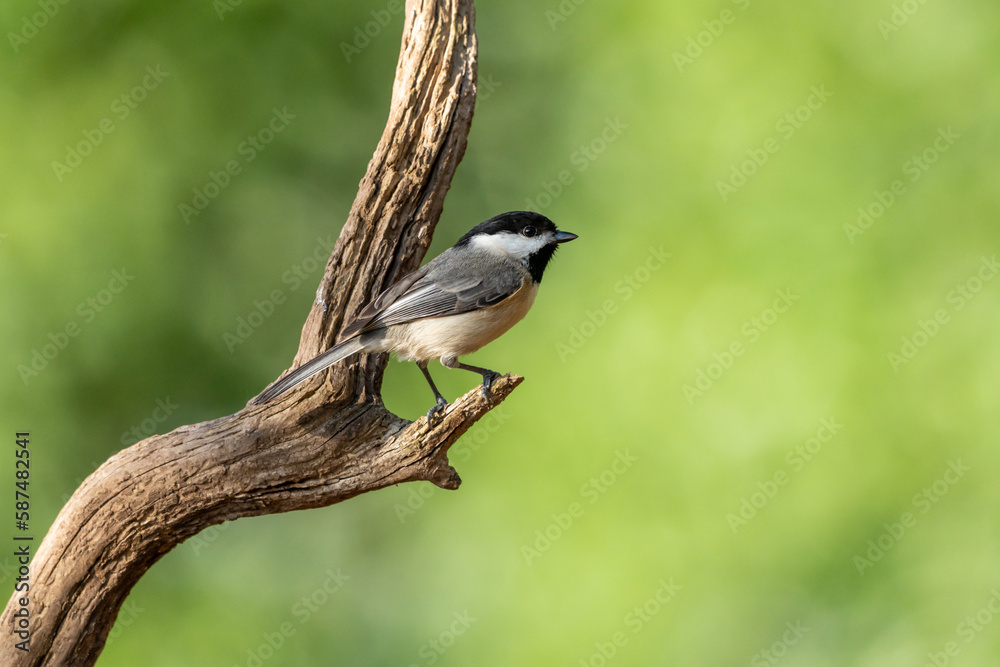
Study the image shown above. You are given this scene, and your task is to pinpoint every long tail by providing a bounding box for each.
[252,337,365,405]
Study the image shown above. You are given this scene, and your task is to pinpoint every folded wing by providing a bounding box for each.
[343,250,524,336]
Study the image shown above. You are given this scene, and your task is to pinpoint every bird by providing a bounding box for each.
[252,211,577,420]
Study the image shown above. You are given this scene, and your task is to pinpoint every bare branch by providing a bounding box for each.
[0,2,510,665]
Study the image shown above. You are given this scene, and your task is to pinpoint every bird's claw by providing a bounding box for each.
[480,371,502,400]
[426,398,448,424]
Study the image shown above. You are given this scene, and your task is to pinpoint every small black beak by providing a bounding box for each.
[554,230,578,244]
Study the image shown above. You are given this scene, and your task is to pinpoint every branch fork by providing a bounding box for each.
[1,2,505,665]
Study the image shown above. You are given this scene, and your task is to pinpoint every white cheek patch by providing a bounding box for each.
[471,231,551,258]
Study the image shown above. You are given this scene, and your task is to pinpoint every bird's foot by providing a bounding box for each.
[480,371,502,400]
[426,397,448,424]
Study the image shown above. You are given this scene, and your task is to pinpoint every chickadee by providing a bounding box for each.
[253,211,577,418]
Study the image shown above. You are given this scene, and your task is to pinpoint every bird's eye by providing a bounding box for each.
[521,226,537,237]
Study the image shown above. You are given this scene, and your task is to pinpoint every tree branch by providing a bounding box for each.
[0,1,506,665]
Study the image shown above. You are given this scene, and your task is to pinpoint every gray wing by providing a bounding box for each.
[342,249,524,337]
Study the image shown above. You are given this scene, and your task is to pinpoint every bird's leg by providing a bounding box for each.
[417,361,449,422]
[442,357,502,400]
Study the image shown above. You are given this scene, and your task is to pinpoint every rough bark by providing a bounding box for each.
[0,1,512,664]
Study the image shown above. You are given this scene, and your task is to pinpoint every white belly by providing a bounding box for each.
[388,282,538,362]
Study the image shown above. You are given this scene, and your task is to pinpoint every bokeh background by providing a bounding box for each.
[3,0,1000,664]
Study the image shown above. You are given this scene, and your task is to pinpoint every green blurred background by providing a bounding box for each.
[3,0,1000,664]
